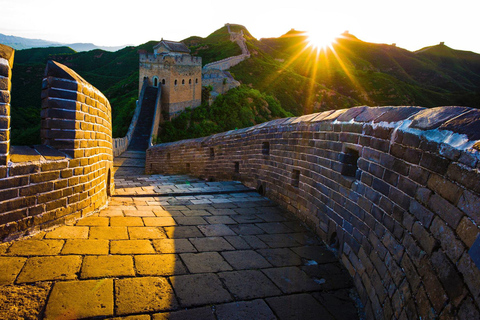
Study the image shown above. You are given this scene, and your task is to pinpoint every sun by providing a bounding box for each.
[305,30,338,51]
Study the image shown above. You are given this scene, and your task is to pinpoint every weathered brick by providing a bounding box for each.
[428,193,463,228]
[427,173,462,205]
[446,163,480,193]
[456,217,478,248]
[409,200,434,228]
[457,189,480,225]
[417,256,448,313]
[31,171,60,184]
[431,250,467,306]
[420,152,450,175]
[430,217,465,263]
[412,221,438,254]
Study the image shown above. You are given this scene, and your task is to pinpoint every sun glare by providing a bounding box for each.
[306,30,338,51]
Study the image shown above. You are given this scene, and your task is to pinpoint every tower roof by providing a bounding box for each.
[153,40,190,53]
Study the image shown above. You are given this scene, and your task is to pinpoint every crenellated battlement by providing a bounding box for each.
[139,53,202,66]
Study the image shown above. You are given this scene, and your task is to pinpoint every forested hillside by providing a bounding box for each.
[7,25,480,145]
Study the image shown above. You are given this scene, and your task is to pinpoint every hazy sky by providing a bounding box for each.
[1,0,479,53]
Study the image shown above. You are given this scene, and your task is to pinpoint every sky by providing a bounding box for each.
[0,0,479,53]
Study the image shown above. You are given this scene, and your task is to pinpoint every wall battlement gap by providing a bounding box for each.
[0,44,114,241]
[139,53,202,66]
[147,105,480,319]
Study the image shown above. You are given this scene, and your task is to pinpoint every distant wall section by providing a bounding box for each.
[0,44,114,240]
[146,106,480,319]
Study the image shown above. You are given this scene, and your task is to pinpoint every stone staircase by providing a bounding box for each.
[127,86,158,151]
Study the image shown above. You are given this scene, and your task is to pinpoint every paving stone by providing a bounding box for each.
[171,273,232,307]
[45,226,89,239]
[221,250,272,270]
[198,224,236,236]
[216,299,276,320]
[282,221,309,232]
[262,267,322,294]
[128,226,166,239]
[44,279,114,319]
[218,270,282,299]
[152,239,197,253]
[143,217,177,227]
[290,232,323,246]
[182,209,211,216]
[135,254,187,276]
[174,216,208,225]
[154,209,184,217]
[204,216,237,224]
[230,224,265,235]
[255,212,288,222]
[0,282,51,319]
[312,289,359,320]
[75,216,110,226]
[110,315,151,320]
[152,306,215,320]
[164,205,189,211]
[207,208,237,215]
[164,226,203,238]
[224,235,251,249]
[190,237,235,252]
[110,217,144,226]
[266,293,334,320]
[81,255,135,278]
[241,235,269,249]
[180,252,232,273]
[234,208,259,215]
[291,246,338,264]
[230,215,264,223]
[257,234,300,248]
[99,209,124,217]
[89,227,129,239]
[0,257,26,284]
[256,222,293,234]
[115,277,178,315]
[7,240,64,256]
[17,256,82,283]
[124,209,156,217]
[110,240,155,254]
[61,239,109,255]
[257,248,303,267]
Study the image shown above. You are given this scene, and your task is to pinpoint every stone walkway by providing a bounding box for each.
[0,151,361,319]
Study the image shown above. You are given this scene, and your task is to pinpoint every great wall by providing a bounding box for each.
[1,39,480,319]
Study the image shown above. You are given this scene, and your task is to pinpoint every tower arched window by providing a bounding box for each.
[182,79,185,85]
[153,76,159,87]
[196,78,198,84]
[162,79,165,85]
[175,80,178,86]
[189,79,192,84]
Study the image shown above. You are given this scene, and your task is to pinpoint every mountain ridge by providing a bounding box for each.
[5,24,480,146]
[0,33,127,52]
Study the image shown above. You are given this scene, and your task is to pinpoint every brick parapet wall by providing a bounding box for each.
[0,45,14,166]
[0,45,114,241]
[147,106,480,319]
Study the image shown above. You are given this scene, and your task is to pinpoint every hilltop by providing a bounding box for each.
[7,24,480,145]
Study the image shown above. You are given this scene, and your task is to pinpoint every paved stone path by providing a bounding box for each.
[0,151,361,319]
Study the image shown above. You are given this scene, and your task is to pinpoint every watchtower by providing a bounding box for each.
[139,40,202,119]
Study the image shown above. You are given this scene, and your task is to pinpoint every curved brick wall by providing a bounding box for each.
[146,106,480,319]
[0,45,114,240]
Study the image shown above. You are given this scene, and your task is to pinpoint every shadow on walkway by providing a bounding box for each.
[0,151,363,319]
